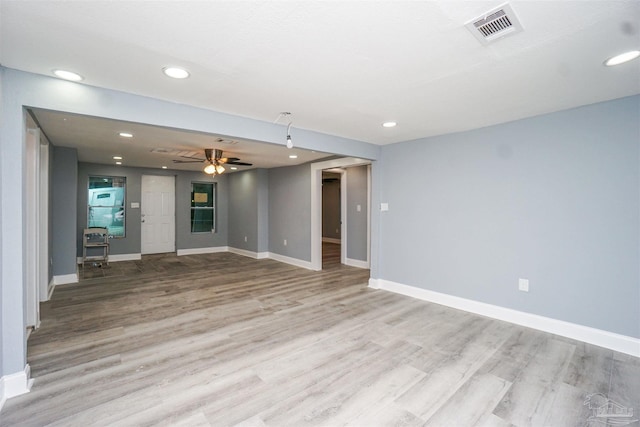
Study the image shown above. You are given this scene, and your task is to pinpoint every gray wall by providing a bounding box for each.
[52,147,78,276]
[0,68,3,375]
[377,95,640,338]
[227,169,268,252]
[76,163,228,255]
[269,164,311,261]
[256,169,269,253]
[322,174,341,240]
[0,67,24,376]
[346,165,368,261]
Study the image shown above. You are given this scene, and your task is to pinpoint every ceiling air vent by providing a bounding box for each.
[151,148,202,158]
[465,3,523,45]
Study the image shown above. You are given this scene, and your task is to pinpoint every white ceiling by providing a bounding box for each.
[2,1,639,160]
[28,108,332,171]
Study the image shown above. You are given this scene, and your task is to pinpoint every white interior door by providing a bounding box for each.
[141,175,175,254]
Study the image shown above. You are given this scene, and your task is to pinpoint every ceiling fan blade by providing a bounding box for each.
[173,149,250,166]
[219,157,240,164]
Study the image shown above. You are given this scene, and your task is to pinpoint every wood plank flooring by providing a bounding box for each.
[1,247,638,426]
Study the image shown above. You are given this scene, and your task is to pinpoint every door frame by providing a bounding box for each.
[39,141,50,301]
[310,157,370,271]
[25,128,49,328]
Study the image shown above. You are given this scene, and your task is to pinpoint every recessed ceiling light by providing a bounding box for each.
[604,50,640,66]
[162,166,167,169]
[162,67,190,79]
[230,166,238,170]
[115,161,122,165]
[113,156,122,160]
[382,121,397,128]
[119,132,133,138]
[289,154,298,159]
[52,69,83,81]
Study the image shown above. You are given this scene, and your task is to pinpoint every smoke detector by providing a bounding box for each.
[465,3,523,45]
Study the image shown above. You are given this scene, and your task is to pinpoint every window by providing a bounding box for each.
[191,182,215,233]
[88,176,126,238]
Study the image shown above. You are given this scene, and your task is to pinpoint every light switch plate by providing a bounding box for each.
[380,203,389,211]
[518,278,529,292]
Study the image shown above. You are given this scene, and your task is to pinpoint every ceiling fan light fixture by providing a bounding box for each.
[215,164,225,174]
[604,50,640,66]
[203,163,217,174]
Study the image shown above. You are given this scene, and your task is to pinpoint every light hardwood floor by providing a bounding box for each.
[1,245,638,426]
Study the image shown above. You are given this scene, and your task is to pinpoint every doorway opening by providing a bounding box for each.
[311,158,371,271]
[321,169,344,268]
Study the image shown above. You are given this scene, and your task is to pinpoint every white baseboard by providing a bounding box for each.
[53,273,78,285]
[209,247,312,269]
[177,246,229,256]
[1,364,33,410]
[228,247,269,259]
[345,257,369,269]
[322,237,341,244]
[267,252,314,270]
[369,278,640,358]
[110,253,142,262]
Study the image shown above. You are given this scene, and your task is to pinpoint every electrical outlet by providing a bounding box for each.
[244,236,247,242]
[284,239,287,246]
[518,278,529,292]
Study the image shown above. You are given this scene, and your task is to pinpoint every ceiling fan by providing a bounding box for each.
[173,148,252,175]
